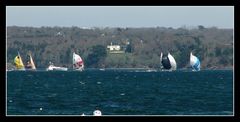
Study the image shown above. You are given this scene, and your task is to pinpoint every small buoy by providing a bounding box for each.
[9,100,13,103]
[40,108,43,111]
[93,110,102,116]
[120,93,125,96]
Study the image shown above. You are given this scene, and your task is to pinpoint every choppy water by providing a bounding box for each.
[6,69,233,116]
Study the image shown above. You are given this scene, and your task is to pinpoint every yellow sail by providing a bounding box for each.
[14,53,25,70]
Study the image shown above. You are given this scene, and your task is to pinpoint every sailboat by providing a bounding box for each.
[46,61,68,71]
[14,52,25,71]
[73,52,84,71]
[160,52,177,71]
[25,52,36,70]
[190,52,200,71]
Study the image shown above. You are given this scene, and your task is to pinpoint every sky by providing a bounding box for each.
[6,6,234,29]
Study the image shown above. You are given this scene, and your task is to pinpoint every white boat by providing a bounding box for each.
[160,52,177,71]
[146,69,157,72]
[73,52,84,71]
[14,52,25,71]
[46,62,68,71]
[190,52,200,71]
[99,68,105,71]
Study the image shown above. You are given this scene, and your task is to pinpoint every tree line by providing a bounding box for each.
[7,26,233,69]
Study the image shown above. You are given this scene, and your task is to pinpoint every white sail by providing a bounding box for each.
[160,52,163,69]
[190,52,200,71]
[168,53,177,70]
[26,53,36,70]
[73,52,84,71]
[30,54,36,69]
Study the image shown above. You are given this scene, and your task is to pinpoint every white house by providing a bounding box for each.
[107,42,121,51]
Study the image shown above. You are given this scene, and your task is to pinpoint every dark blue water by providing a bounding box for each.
[7,69,233,116]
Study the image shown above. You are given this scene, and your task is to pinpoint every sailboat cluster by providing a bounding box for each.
[12,51,200,71]
[160,52,200,71]
[13,52,84,71]
[14,52,36,71]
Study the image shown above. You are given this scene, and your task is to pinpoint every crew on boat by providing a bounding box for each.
[25,61,32,69]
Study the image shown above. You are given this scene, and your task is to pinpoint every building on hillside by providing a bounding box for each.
[107,42,121,51]
[107,42,124,53]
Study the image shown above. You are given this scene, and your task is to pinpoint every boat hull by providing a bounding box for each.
[46,65,68,71]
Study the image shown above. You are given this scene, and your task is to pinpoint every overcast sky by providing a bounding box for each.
[6,6,234,29]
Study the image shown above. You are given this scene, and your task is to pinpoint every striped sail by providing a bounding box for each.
[73,52,84,71]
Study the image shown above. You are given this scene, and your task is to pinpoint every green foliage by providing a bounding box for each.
[7,26,233,69]
[86,45,107,67]
[125,42,133,53]
[198,25,205,30]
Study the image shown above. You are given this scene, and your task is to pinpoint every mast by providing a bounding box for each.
[73,52,75,69]
[160,52,163,69]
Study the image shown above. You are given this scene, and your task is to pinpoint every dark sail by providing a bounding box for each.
[161,54,171,69]
[25,54,32,69]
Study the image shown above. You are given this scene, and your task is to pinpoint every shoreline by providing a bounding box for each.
[6,67,233,72]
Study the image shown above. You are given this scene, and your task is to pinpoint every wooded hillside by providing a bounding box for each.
[7,26,233,69]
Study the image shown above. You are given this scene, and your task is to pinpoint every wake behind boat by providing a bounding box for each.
[46,62,68,71]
